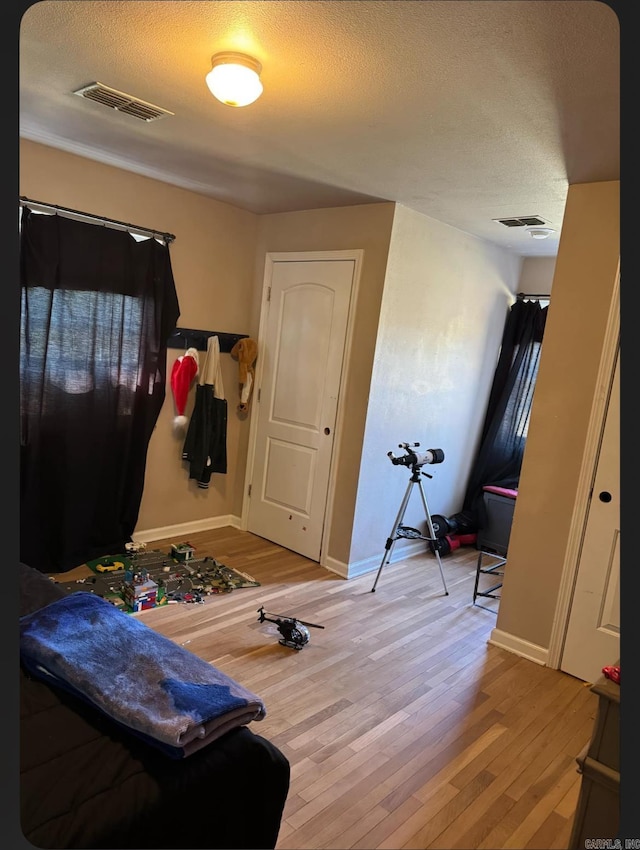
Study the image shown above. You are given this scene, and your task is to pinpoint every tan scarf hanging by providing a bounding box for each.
[230,338,258,413]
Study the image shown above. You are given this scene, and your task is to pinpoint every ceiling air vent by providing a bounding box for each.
[493,215,548,228]
[73,82,174,122]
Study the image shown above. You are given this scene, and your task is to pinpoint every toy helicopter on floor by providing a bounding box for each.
[257,606,325,650]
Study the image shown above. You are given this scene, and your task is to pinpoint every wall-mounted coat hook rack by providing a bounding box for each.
[167,328,249,354]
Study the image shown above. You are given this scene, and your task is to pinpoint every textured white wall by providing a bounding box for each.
[349,205,522,569]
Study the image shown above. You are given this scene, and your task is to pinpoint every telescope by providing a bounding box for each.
[387,442,445,469]
[372,441,449,595]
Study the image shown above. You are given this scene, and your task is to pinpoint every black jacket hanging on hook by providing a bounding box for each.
[182,335,227,486]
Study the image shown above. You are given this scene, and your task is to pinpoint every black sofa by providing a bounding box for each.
[19,563,290,849]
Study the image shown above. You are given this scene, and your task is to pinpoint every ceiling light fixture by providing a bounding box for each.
[205,52,263,107]
[526,227,556,240]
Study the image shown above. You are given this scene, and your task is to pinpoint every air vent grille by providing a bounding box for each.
[493,215,548,228]
[73,82,174,122]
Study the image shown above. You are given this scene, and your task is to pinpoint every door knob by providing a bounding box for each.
[324,427,331,435]
[599,491,612,503]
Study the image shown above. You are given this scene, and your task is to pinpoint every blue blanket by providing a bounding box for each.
[20,592,266,758]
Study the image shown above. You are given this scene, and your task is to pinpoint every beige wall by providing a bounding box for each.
[254,205,396,564]
[349,204,522,570]
[496,181,620,651]
[518,256,556,296]
[20,139,259,535]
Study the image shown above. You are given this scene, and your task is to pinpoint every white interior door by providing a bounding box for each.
[561,348,620,683]
[246,255,356,561]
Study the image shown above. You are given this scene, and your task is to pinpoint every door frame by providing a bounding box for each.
[547,264,620,669]
[240,249,363,565]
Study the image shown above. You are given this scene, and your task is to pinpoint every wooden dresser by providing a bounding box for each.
[569,668,620,847]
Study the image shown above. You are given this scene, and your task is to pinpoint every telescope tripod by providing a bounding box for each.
[371,466,449,594]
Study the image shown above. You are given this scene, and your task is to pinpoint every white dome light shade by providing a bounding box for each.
[206,52,263,107]
[527,227,556,240]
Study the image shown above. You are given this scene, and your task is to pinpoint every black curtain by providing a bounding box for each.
[19,208,180,572]
[463,298,548,523]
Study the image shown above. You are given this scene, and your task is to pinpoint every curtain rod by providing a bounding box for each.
[19,196,176,244]
[516,292,550,301]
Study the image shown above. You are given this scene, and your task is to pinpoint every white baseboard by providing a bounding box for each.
[343,540,426,579]
[133,514,242,545]
[488,627,549,666]
[321,556,349,578]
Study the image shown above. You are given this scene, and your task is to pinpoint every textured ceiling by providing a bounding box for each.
[19,0,620,258]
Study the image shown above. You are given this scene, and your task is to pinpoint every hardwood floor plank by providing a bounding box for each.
[298,744,393,806]
[411,723,508,805]
[349,796,427,850]
[376,709,506,814]
[449,676,589,792]
[477,753,580,849]
[361,783,461,850]
[526,810,574,849]
[398,771,497,848]
[286,750,391,831]
[500,692,595,800]
[553,770,582,819]
[324,803,391,849]
[424,701,591,847]
[502,756,583,848]
[348,708,411,752]
[546,812,576,849]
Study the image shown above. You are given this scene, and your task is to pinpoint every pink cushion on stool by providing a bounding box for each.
[483,485,518,500]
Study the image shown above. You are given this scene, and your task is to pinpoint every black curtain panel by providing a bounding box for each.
[463,298,548,523]
[19,208,180,572]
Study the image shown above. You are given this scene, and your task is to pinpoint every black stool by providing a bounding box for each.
[473,486,517,607]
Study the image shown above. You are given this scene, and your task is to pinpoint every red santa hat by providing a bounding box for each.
[170,347,199,429]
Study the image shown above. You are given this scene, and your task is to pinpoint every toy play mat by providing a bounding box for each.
[53,548,260,613]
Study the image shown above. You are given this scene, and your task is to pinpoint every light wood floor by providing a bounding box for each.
[61,526,595,849]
